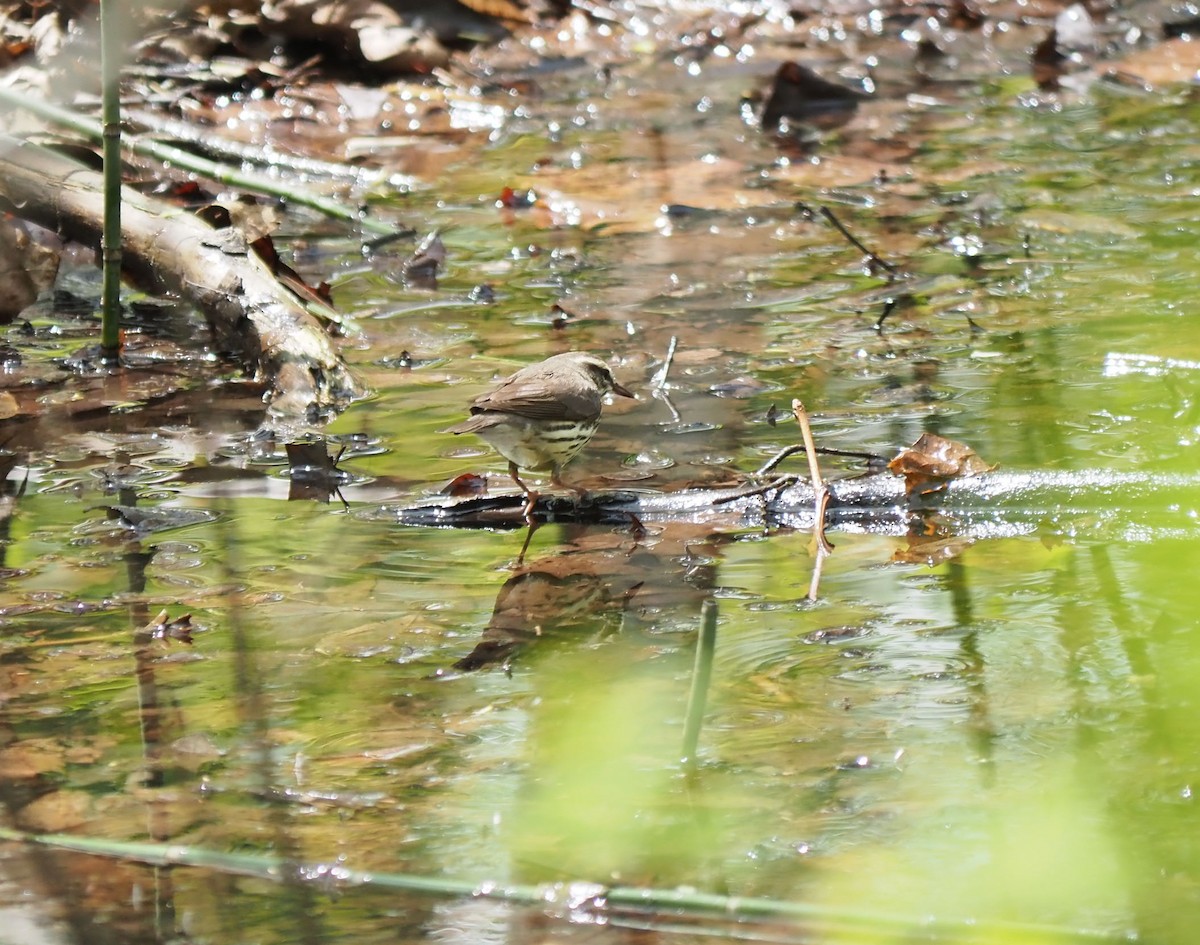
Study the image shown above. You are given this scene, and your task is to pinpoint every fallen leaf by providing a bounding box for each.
[887,432,995,496]
[16,789,91,832]
[1110,37,1200,87]
[441,472,489,496]
[0,739,65,778]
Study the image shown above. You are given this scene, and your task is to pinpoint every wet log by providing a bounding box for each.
[0,134,363,415]
[370,469,1200,542]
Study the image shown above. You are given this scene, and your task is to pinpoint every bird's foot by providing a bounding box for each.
[520,489,540,523]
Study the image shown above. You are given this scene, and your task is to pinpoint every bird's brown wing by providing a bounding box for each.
[446,412,508,435]
[468,369,601,422]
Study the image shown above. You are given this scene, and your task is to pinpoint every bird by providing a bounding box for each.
[448,352,634,514]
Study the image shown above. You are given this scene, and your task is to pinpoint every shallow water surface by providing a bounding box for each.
[5,34,1200,945]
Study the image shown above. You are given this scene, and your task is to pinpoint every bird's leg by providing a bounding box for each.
[510,462,539,522]
[515,518,540,566]
[508,461,532,495]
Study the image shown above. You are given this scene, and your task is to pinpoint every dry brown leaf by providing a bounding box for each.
[0,216,60,322]
[261,0,452,72]
[887,432,995,496]
[15,789,92,832]
[0,739,65,778]
[457,0,533,22]
[1110,38,1200,87]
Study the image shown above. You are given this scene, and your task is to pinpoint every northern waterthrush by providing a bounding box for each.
[448,352,634,509]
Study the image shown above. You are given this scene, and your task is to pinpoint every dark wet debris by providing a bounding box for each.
[760,61,867,132]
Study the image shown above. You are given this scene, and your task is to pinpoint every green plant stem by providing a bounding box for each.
[99,0,122,361]
[681,598,717,765]
[0,826,1123,943]
[123,108,416,189]
[0,86,407,238]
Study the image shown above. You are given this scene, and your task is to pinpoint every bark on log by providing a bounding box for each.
[0,134,363,415]
[373,469,1200,542]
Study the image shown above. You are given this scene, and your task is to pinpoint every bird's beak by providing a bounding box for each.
[612,381,635,399]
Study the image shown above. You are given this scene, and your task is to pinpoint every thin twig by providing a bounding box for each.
[99,0,124,363]
[819,446,888,466]
[818,205,900,276]
[790,400,825,494]
[657,391,683,424]
[758,444,887,478]
[652,335,679,390]
[756,444,807,477]
[792,399,833,556]
[874,295,899,331]
[799,200,900,278]
[651,336,682,425]
[711,475,798,506]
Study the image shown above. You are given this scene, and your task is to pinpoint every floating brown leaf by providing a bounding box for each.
[887,433,995,496]
[140,609,195,645]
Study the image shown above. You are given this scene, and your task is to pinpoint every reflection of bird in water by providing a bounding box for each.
[448,352,634,515]
[453,568,612,671]
[452,526,725,672]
